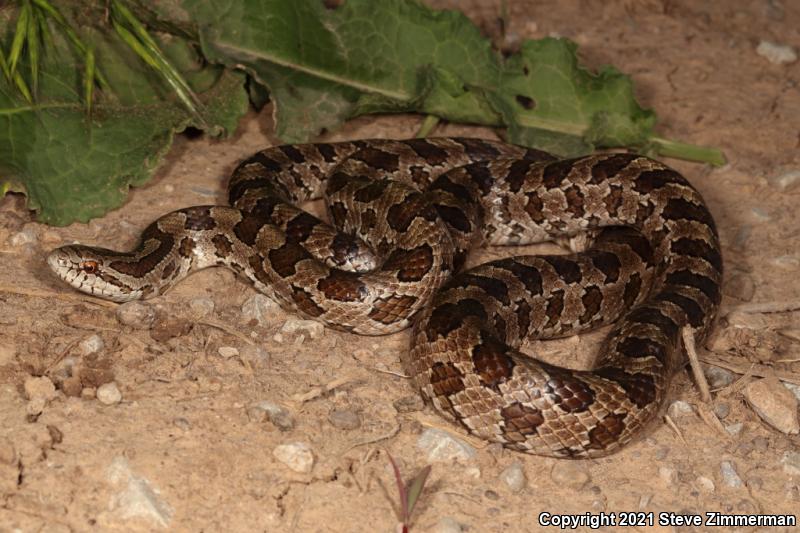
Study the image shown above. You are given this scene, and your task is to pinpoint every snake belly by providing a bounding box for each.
[47,138,722,458]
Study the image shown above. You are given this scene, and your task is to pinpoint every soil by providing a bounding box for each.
[1,1,799,532]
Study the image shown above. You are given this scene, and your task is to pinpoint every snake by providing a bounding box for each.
[47,137,722,458]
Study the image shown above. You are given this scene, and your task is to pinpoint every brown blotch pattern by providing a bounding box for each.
[291,285,325,317]
[317,270,368,302]
[382,244,434,282]
[500,402,545,442]
[212,234,233,258]
[587,412,627,450]
[472,334,515,392]
[368,294,418,324]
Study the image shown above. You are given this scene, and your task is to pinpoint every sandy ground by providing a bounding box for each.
[1,1,799,531]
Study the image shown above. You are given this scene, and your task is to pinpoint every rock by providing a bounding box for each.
[251,401,294,431]
[756,40,797,64]
[173,417,191,431]
[24,376,57,402]
[783,381,800,402]
[722,273,755,301]
[434,517,464,533]
[704,366,735,388]
[659,466,677,484]
[484,489,499,501]
[107,456,173,527]
[328,409,361,430]
[417,429,476,462]
[150,315,192,343]
[242,294,278,325]
[499,462,526,493]
[696,476,715,493]
[781,451,800,476]
[742,377,799,434]
[768,170,800,192]
[9,224,38,247]
[77,334,105,356]
[667,400,693,418]
[188,297,215,319]
[217,346,239,359]
[81,387,97,400]
[272,442,314,473]
[116,302,155,329]
[550,461,590,490]
[97,382,122,405]
[726,422,744,436]
[240,345,270,366]
[720,461,743,488]
[713,403,730,420]
[281,319,324,339]
[393,394,424,413]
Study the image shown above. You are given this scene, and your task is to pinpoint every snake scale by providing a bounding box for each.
[48,138,722,458]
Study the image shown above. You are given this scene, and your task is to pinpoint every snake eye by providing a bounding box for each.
[81,260,99,274]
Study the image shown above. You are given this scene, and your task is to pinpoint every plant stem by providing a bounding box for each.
[650,136,726,166]
[415,115,440,138]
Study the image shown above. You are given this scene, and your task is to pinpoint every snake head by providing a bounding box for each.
[47,245,144,302]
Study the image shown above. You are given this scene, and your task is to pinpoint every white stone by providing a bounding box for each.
[756,40,797,64]
[97,382,122,405]
[500,462,527,492]
[768,170,800,192]
[434,517,464,533]
[696,476,715,493]
[781,451,800,476]
[720,461,743,488]
[281,319,324,339]
[667,400,693,418]
[551,461,590,489]
[217,346,239,359]
[116,302,155,329]
[107,457,173,527]
[417,429,476,462]
[77,334,104,356]
[743,377,799,434]
[273,442,314,473]
[188,297,215,318]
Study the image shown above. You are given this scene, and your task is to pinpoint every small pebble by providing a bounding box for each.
[116,302,155,329]
[281,319,324,339]
[464,466,481,479]
[272,442,314,473]
[550,461,590,490]
[62,376,82,397]
[500,462,527,492]
[726,422,744,436]
[659,466,677,484]
[720,461,743,488]
[150,315,192,342]
[173,417,191,431]
[783,381,800,402]
[239,345,270,366]
[696,476,715,493]
[484,489,499,501]
[756,40,797,64]
[97,382,122,405]
[743,377,799,434]
[768,170,800,192]
[77,334,104,356]
[188,297,215,319]
[417,429,476,462]
[393,394,424,413]
[704,366,735,388]
[242,294,278,325]
[781,451,800,476]
[722,273,755,302]
[252,401,294,431]
[667,400,693,418]
[106,457,173,527]
[713,403,730,420]
[24,376,57,402]
[434,517,464,533]
[328,409,361,430]
[217,346,239,359]
[9,225,38,247]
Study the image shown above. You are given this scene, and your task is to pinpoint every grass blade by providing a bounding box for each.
[9,1,31,75]
[386,453,409,524]
[84,45,95,114]
[0,43,33,103]
[110,0,204,125]
[405,465,431,517]
[27,0,40,96]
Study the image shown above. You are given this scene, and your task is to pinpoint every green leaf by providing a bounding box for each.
[0,4,248,225]
[187,0,502,142]
[486,38,657,156]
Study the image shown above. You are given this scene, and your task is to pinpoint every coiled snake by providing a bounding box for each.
[47,138,722,458]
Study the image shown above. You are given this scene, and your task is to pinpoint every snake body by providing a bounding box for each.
[48,138,722,458]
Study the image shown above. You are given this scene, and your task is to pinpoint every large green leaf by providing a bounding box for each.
[0,3,249,225]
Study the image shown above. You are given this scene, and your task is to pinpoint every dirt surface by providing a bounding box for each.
[1,1,799,532]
